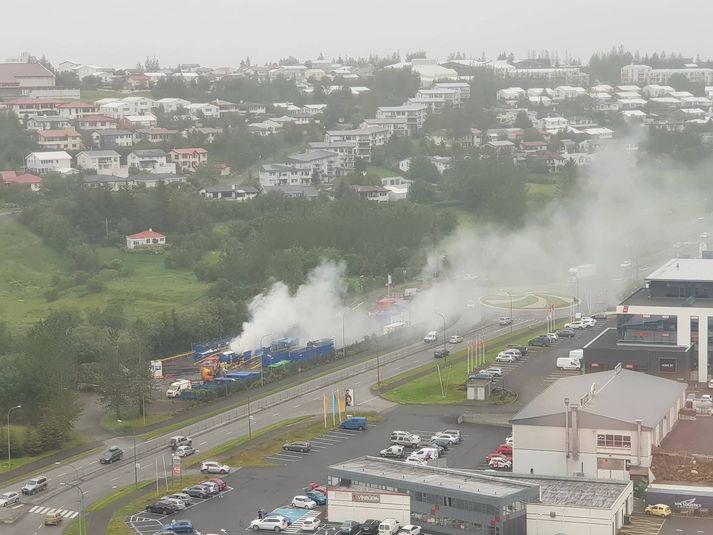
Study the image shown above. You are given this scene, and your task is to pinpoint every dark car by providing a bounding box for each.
[428,435,451,448]
[433,348,450,359]
[507,343,528,355]
[163,520,195,533]
[591,313,608,320]
[555,329,576,338]
[340,520,362,535]
[182,485,211,499]
[99,445,123,464]
[283,441,311,453]
[145,501,178,515]
[306,490,327,505]
[528,336,551,347]
[361,519,381,535]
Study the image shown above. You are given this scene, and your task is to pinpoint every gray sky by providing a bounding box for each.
[3,0,713,68]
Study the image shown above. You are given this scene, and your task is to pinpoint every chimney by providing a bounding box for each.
[570,404,579,461]
[564,398,570,459]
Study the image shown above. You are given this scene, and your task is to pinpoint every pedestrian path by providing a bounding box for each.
[28,505,79,518]
[283,510,321,533]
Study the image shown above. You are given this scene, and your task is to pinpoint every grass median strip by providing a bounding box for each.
[86,480,154,513]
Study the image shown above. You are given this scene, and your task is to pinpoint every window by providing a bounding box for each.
[597,434,631,448]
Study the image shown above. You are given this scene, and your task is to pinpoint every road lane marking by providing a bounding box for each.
[110,476,121,482]
[199,441,207,445]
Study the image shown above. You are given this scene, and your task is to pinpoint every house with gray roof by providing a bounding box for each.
[511,368,685,481]
[76,150,122,175]
[262,184,319,199]
[258,163,311,188]
[200,184,259,201]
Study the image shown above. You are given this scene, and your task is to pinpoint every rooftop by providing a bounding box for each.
[79,150,121,158]
[330,456,535,499]
[621,287,713,309]
[131,149,166,157]
[511,368,686,429]
[287,150,336,162]
[647,258,713,282]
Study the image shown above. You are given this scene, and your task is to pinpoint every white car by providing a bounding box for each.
[582,317,597,327]
[481,367,503,377]
[565,320,585,329]
[505,436,513,446]
[163,492,192,505]
[159,497,187,510]
[466,300,476,309]
[489,458,512,469]
[250,516,290,532]
[434,432,459,444]
[404,458,427,466]
[448,335,464,344]
[301,517,321,532]
[701,394,713,403]
[423,331,438,342]
[292,495,317,509]
[200,461,230,474]
[175,445,195,457]
[546,332,559,342]
[441,429,461,442]
[498,316,513,326]
[503,348,521,359]
[399,525,422,535]
[496,353,516,363]
[0,491,19,507]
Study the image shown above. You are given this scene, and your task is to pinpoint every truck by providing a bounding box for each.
[150,360,163,379]
[383,322,408,335]
[645,483,713,513]
[568,264,597,281]
[166,379,192,398]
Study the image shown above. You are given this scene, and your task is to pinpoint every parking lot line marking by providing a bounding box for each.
[199,441,207,445]
[56,472,66,478]
[310,445,327,449]
[272,412,280,417]
[271,452,303,459]
[353,381,361,385]
[110,476,121,482]
[357,396,376,405]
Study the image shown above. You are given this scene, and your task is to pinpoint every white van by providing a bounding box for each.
[423,331,438,342]
[569,349,584,360]
[556,357,581,371]
[409,447,440,461]
[379,519,401,535]
[166,379,192,398]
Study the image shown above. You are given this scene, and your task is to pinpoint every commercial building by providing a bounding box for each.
[511,367,685,481]
[586,258,713,383]
[621,64,713,85]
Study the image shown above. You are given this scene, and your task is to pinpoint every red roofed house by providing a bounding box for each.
[126,228,166,250]
[0,171,43,191]
[170,148,208,172]
[57,101,99,119]
[77,114,117,131]
[36,129,83,151]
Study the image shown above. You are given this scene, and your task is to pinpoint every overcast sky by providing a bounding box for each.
[3,0,713,68]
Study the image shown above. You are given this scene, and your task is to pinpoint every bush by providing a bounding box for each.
[45,289,59,302]
[86,276,105,293]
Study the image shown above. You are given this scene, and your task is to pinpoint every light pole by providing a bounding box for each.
[6,405,21,469]
[375,335,381,388]
[506,291,513,334]
[435,312,447,356]
[342,310,347,358]
[117,420,138,488]
[247,396,253,440]
[259,333,272,387]
[62,481,85,535]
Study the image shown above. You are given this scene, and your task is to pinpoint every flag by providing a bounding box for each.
[387,273,392,286]
[323,393,328,427]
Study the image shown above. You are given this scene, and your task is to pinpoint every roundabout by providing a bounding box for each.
[480,291,575,311]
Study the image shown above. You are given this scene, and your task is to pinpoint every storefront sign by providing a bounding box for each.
[352,492,380,503]
[659,358,677,372]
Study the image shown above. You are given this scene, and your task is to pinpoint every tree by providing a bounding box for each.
[407,180,436,204]
[354,158,367,175]
[514,111,532,129]
[408,157,440,183]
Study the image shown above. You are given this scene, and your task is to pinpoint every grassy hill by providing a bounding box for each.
[0,220,210,332]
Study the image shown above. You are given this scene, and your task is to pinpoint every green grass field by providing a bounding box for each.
[526,182,558,197]
[366,165,400,178]
[78,89,152,103]
[0,221,210,331]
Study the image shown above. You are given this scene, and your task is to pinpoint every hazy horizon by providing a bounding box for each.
[3,0,713,68]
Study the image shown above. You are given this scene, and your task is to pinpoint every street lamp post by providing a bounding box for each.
[247,396,253,440]
[435,312,447,355]
[6,405,21,470]
[375,336,381,388]
[62,481,85,535]
[342,310,347,359]
[259,333,273,387]
[506,291,513,334]
[117,420,138,488]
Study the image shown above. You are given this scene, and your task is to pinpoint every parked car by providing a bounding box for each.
[644,504,672,518]
[591,313,608,320]
[482,367,503,377]
[159,497,187,510]
[544,333,559,343]
[163,519,195,533]
[302,517,321,532]
[408,447,440,461]
[361,519,381,535]
[380,445,405,459]
[292,495,317,509]
[582,317,597,327]
[528,336,550,347]
[498,316,513,325]
[251,516,290,532]
[182,485,211,499]
[163,493,193,505]
[423,331,438,342]
[391,430,420,447]
[404,458,427,466]
[503,348,522,359]
[505,436,513,446]
[488,458,512,470]
[146,501,178,515]
[448,335,464,344]
[433,432,459,444]
[22,476,48,495]
[486,452,512,463]
[399,525,422,535]
[555,329,576,338]
[416,441,446,456]
[340,520,362,535]
[200,461,230,474]
[283,441,312,453]
[496,353,516,363]
[429,435,452,448]
[433,348,450,359]
[307,482,327,495]
[441,429,461,442]
[175,445,195,458]
[169,435,192,450]
[44,511,63,526]
[208,477,227,491]
[305,490,327,505]
[0,492,19,507]
[469,373,495,380]
[341,416,368,430]
[497,443,513,455]
[564,320,585,330]
[199,481,220,495]
[99,446,123,464]
[507,344,528,355]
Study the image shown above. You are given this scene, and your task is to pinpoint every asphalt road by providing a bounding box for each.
[0,307,602,535]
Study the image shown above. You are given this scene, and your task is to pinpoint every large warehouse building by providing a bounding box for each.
[327,457,633,535]
[586,258,713,383]
[511,367,685,481]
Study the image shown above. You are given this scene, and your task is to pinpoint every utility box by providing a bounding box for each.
[467,379,492,401]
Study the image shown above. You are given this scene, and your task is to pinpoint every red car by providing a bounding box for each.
[486,452,512,462]
[497,443,513,456]
[209,477,227,491]
[308,483,326,495]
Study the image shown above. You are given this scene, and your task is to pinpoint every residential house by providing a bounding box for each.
[99,96,155,118]
[200,184,259,201]
[154,97,191,113]
[324,126,390,162]
[77,114,117,131]
[2,98,65,119]
[375,104,428,135]
[134,127,178,144]
[286,150,342,183]
[582,127,614,140]
[238,102,267,115]
[76,150,122,174]
[621,64,713,85]
[258,164,311,187]
[25,151,72,174]
[386,58,458,87]
[126,229,166,249]
[519,140,548,154]
[247,120,282,136]
[210,99,238,115]
[528,151,566,173]
[361,117,409,137]
[0,63,55,96]
[0,170,42,191]
[484,140,516,156]
[537,116,569,134]
[496,87,525,103]
[642,85,675,98]
[56,101,98,119]
[118,114,157,129]
[350,185,390,202]
[127,149,176,173]
[91,129,134,150]
[307,141,357,173]
[414,87,462,108]
[36,129,82,151]
[132,174,187,188]
[553,86,586,101]
[187,103,220,119]
[380,176,413,202]
[126,73,150,89]
[82,174,134,190]
[25,115,73,131]
[262,184,319,199]
[170,148,208,172]
[426,129,480,149]
[183,127,223,144]
[398,156,452,175]
[432,81,471,101]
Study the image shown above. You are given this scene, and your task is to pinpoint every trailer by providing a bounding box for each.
[645,483,713,514]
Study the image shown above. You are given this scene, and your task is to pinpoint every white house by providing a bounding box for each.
[324,126,390,161]
[200,184,259,201]
[361,117,409,137]
[286,150,342,183]
[56,101,99,119]
[25,151,72,174]
[258,164,311,187]
[170,148,208,172]
[126,229,166,249]
[307,141,357,173]
[537,116,569,134]
[187,103,221,119]
[375,104,428,135]
[25,115,73,131]
[154,97,191,113]
[350,185,391,202]
[76,150,122,174]
[127,149,176,174]
[511,368,685,481]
